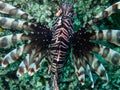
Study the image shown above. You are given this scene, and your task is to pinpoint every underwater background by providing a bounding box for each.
[0,0,120,90]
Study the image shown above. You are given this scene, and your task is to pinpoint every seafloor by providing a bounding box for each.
[0,0,120,90]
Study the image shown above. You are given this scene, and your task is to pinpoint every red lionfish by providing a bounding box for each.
[0,1,120,90]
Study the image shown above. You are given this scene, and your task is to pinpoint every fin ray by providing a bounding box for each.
[86,54,108,84]
[1,44,31,67]
[83,1,120,29]
[90,30,120,46]
[92,44,120,65]
[0,33,30,48]
[0,16,33,30]
[0,1,36,23]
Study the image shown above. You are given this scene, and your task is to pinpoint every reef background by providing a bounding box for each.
[0,0,120,90]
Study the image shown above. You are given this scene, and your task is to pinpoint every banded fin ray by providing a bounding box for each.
[72,55,85,86]
[86,54,108,84]
[83,1,120,29]
[0,1,36,23]
[28,52,46,76]
[16,54,30,77]
[92,44,120,65]
[0,33,30,48]
[72,54,108,87]
[86,63,94,88]
[1,44,31,67]
[82,57,94,88]
[16,48,38,76]
[90,30,120,46]
[0,16,33,30]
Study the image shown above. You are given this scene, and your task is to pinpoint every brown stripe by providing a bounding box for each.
[111,53,120,65]
[0,2,5,10]
[21,13,28,20]
[80,78,85,83]
[77,70,84,76]
[99,68,106,77]
[103,79,108,83]
[2,58,9,66]
[10,51,19,60]
[92,45,100,52]
[22,22,29,29]
[18,67,24,75]
[11,20,18,29]
[102,47,109,57]
[28,68,35,73]
[12,34,17,44]
[98,30,103,40]
[106,30,112,41]
[102,11,108,18]
[9,8,18,15]
[93,60,101,71]
[21,34,30,40]
[117,31,120,44]
[36,64,40,70]
[112,4,118,12]
[93,18,99,23]
[30,19,36,23]
[89,31,96,40]
[0,37,8,47]
[0,18,7,26]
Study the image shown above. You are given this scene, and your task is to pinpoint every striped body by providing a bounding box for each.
[49,3,73,90]
[50,18,73,73]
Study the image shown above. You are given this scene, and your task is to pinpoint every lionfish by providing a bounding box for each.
[0,1,120,90]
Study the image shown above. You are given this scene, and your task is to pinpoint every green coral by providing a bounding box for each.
[0,0,120,90]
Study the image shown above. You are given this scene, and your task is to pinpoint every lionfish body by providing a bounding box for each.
[0,1,120,90]
[50,3,73,89]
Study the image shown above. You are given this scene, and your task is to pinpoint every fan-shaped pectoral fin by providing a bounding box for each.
[86,53,109,85]
[16,48,36,77]
[73,55,95,88]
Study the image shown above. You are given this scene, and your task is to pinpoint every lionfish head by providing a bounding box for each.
[56,2,73,17]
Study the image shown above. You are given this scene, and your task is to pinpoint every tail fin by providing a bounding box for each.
[51,73,59,90]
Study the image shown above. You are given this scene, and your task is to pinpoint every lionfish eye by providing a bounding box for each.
[56,7,62,16]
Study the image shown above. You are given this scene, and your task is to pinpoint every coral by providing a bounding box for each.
[0,0,120,90]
